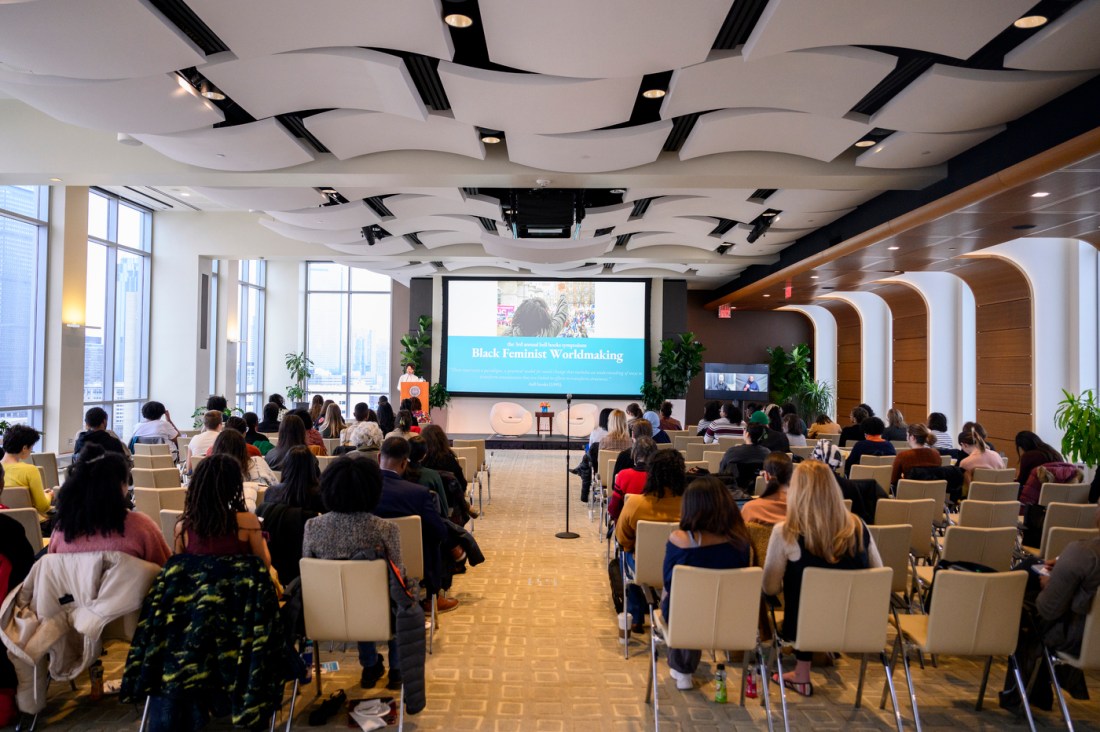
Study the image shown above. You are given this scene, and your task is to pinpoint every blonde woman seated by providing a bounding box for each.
[661,476,751,690]
[740,452,792,526]
[763,460,882,697]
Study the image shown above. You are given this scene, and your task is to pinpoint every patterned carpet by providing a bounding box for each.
[26,450,1100,730]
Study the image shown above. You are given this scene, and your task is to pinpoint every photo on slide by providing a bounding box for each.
[496,281,595,338]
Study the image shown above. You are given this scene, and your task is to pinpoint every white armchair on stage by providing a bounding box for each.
[489,402,534,436]
[553,403,599,438]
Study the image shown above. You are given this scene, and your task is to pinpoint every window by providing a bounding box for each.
[83,189,151,441]
[236,260,266,414]
[208,259,218,394]
[0,186,48,429]
[305,263,392,414]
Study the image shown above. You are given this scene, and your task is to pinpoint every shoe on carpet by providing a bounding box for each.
[308,689,347,726]
[770,672,812,697]
[435,596,460,613]
[669,668,693,691]
[359,658,384,688]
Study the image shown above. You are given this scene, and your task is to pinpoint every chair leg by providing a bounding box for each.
[880,634,901,709]
[1043,649,1074,731]
[899,642,920,732]
[773,644,789,732]
[398,681,405,732]
[1009,654,1038,732]
[139,696,151,732]
[313,644,322,698]
[879,650,908,732]
[648,606,660,731]
[739,649,749,706]
[855,653,869,708]
[757,645,776,732]
[283,678,299,732]
[975,656,993,711]
[620,555,630,659]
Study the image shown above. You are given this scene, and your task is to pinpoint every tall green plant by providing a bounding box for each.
[791,380,834,423]
[285,351,314,402]
[400,315,432,375]
[429,383,451,411]
[640,383,664,412]
[640,332,706,407]
[766,343,812,403]
[1054,389,1100,467]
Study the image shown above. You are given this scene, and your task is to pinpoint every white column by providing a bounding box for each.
[43,186,88,453]
[263,260,304,405]
[217,259,240,401]
[819,291,892,417]
[778,304,837,414]
[148,228,204,423]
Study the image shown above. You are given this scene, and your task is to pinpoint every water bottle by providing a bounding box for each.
[88,661,104,702]
[745,668,758,699]
[714,663,728,704]
[301,640,313,683]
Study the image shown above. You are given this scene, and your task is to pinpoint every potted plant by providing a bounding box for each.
[285,351,314,408]
[428,383,451,430]
[1054,388,1100,499]
[640,332,705,419]
[190,404,244,429]
[400,315,432,377]
[791,379,834,424]
[765,343,813,405]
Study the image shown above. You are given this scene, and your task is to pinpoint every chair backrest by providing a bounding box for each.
[29,452,60,490]
[664,566,764,652]
[132,467,182,488]
[790,445,815,459]
[924,570,1026,656]
[456,456,468,477]
[868,524,911,594]
[299,557,391,644]
[896,479,947,505]
[657,442,677,450]
[968,482,1018,502]
[316,455,337,472]
[452,447,478,474]
[940,526,1017,571]
[452,439,486,471]
[322,437,340,455]
[603,455,618,488]
[957,500,1020,529]
[890,441,910,451]
[134,442,171,456]
[1,486,33,510]
[1039,482,1089,507]
[674,435,704,451]
[683,460,707,471]
[795,567,893,653]
[716,436,744,448]
[850,464,892,494]
[189,454,205,474]
[389,515,425,582]
[1040,503,1099,557]
[132,487,186,519]
[842,498,853,512]
[0,507,44,550]
[860,454,896,467]
[755,474,766,495]
[940,454,955,467]
[159,509,182,546]
[874,498,937,557]
[35,465,47,493]
[1045,528,1100,562]
[133,453,176,470]
[817,433,841,444]
[972,468,1016,484]
[634,520,678,589]
[703,451,725,475]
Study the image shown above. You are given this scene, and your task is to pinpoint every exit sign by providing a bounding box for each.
[718,304,732,318]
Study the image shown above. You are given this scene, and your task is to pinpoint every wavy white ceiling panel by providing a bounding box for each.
[381,215,490,238]
[580,203,634,230]
[624,233,724,252]
[192,187,326,211]
[527,264,606,277]
[384,193,500,220]
[338,187,464,202]
[266,200,380,230]
[438,62,639,134]
[871,65,1095,133]
[662,47,896,119]
[324,239,415,256]
[856,126,1005,169]
[188,0,453,61]
[506,121,671,173]
[202,48,426,121]
[624,188,759,203]
[0,71,223,134]
[478,0,733,78]
[417,231,479,250]
[691,264,750,278]
[133,118,315,171]
[680,109,873,162]
[442,260,521,272]
[260,218,367,246]
[612,262,692,274]
[304,109,485,161]
[1005,0,1100,72]
[615,216,719,237]
[769,208,854,229]
[481,232,613,265]
[742,0,1035,61]
[725,240,790,257]
[765,189,882,212]
[0,0,206,79]
[348,262,438,288]
[643,195,766,224]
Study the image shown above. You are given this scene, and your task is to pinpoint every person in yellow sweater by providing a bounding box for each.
[2,424,51,516]
[615,449,686,633]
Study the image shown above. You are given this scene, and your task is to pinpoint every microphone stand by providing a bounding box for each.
[556,393,579,539]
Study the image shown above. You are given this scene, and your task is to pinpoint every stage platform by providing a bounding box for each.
[448,432,588,451]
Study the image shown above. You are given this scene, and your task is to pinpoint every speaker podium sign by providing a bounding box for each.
[400,380,429,403]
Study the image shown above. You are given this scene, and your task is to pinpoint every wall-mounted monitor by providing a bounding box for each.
[703,362,769,400]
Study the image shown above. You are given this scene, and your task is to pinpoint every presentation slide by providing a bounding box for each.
[444,279,648,397]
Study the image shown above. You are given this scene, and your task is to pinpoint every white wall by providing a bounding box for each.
[778,304,837,415]
[820,291,892,416]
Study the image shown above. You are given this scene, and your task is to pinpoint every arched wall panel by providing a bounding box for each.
[877,284,928,421]
[821,299,862,421]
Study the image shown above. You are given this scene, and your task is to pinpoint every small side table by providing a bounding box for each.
[535,411,555,436]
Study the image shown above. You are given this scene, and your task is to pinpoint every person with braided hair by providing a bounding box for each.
[210,429,276,511]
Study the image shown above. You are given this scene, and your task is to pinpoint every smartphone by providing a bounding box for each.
[1030,564,1051,577]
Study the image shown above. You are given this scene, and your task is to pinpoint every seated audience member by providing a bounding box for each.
[420,425,468,496]
[344,418,384,461]
[625,403,644,421]
[741,452,793,526]
[73,407,128,460]
[217,416,262,457]
[309,395,326,429]
[129,400,180,454]
[256,448,322,584]
[48,444,170,565]
[174,454,272,571]
[302,457,405,689]
[589,408,612,448]
[376,396,395,435]
[719,423,771,483]
[265,415,318,471]
[661,476,752,690]
[616,449,687,633]
[843,417,897,476]
[696,401,722,437]
[206,395,228,422]
[807,413,843,440]
[858,403,876,418]
[262,446,323,512]
[838,406,869,447]
[704,402,744,444]
[958,428,1005,485]
[608,437,658,522]
[210,430,275,508]
[659,401,682,432]
[781,404,807,437]
[242,412,273,454]
[614,419,655,479]
[572,408,613,502]
[341,402,375,447]
[1014,430,1063,487]
[784,413,807,447]
[288,408,328,454]
[643,411,671,444]
[763,460,882,696]
[386,409,418,441]
[958,421,996,454]
[756,410,791,453]
[1020,462,1084,508]
[188,410,224,472]
[320,402,346,440]
[599,409,634,466]
[2,424,51,516]
[928,412,954,450]
[377,436,455,612]
[256,402,281,434]
[406,434,449,518]
[882,408,908,442]
[889,423,942,487]
[268,393,287,416]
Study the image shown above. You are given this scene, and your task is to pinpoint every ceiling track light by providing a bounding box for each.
[745,215,775,244]
[854,139,876,148]
[641,88,666,99]
[444,13,473,27]
[199,80,225,101]
[1013,15,1048,28]
[480,134,502,144]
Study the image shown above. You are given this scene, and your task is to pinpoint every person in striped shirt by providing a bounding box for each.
[703,402,745,444]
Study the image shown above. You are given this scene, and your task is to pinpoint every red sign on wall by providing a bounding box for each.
[718,304,732,319]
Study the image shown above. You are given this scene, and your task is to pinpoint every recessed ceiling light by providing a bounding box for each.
[763,294,771,298]
[854,139,876,148]
[642,89,666,99]
[888,246,900,250]
[1014,15,1048,28]
[199,80,225,101]
[810,275,819,279]
[444,13,473,27]
[762,211,777,217]
[480,135,501,144]
[1030,191,1050,198]
[48,177,62,182]
[180,192,191,197]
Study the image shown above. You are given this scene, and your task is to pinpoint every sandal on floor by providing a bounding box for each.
[770,672,813,697]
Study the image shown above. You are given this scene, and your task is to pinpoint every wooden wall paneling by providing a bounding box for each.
[821,300,861,420]
[878,284,928,421]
